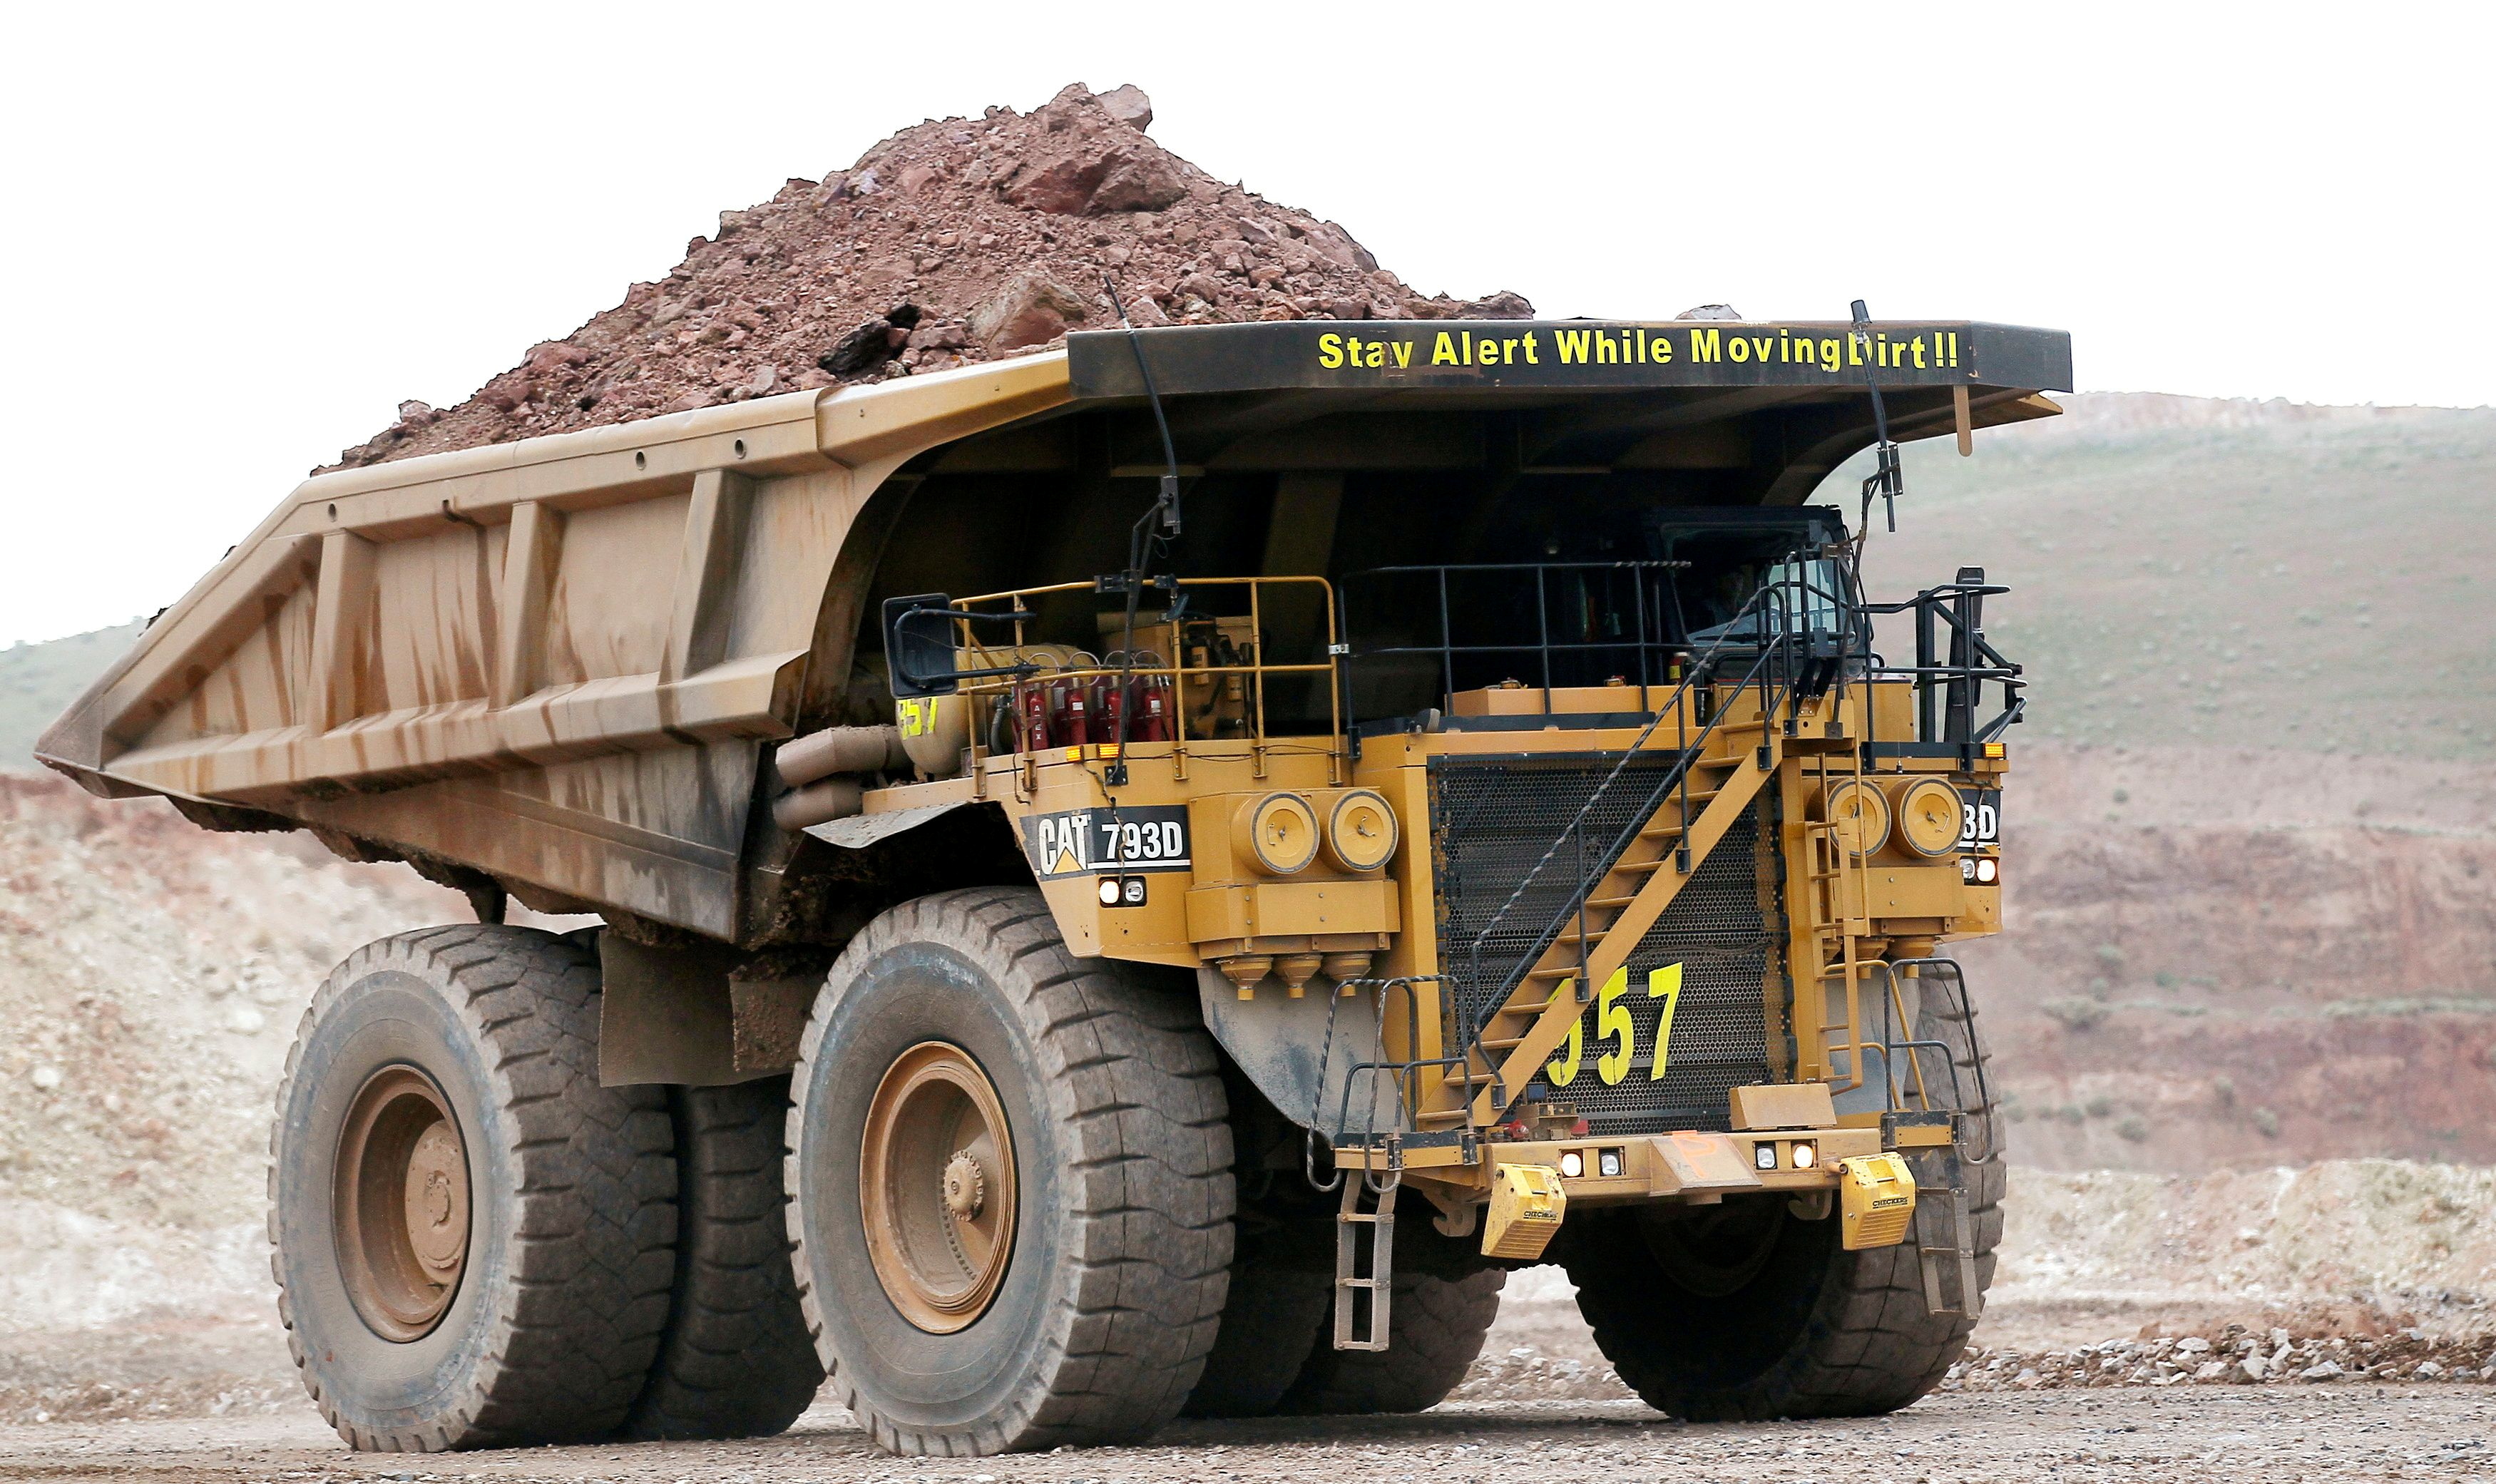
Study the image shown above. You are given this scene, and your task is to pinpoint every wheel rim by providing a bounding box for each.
[859,1041,1018,1334]
[333,1066,470,1342]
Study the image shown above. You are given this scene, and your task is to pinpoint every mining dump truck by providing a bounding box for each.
[41,313,2065,1455]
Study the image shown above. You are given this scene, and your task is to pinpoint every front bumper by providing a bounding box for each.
[1333,1120,1944,1205]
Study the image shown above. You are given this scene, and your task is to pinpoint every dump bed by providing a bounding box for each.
[41,318,2070,943]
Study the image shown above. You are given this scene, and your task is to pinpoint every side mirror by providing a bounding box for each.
[883,593,958,699]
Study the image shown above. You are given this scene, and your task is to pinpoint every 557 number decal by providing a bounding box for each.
[1544,963,1684,1088]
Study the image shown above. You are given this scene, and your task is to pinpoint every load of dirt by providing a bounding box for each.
[327,82,1530,473]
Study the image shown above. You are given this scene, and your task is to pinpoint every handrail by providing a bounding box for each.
[928,575,1342,767]
[1860,575,2024,748]
[1306,975,1477,1185]
[1341,561,1689,723]
[1453,573,1839,1008]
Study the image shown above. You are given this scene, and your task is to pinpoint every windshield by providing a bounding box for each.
[1645,508,1854,646]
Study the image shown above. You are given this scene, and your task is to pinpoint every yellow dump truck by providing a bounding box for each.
[42,314,2067,1455]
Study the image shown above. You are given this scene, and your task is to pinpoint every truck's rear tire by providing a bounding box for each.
[1274,1268,1505,1416]
[1560,968,2003,1421]
[787,888,1234,1455]
[625,1078,824,1439]
[269,926,677,1450]
[1182,1255,1331,1418]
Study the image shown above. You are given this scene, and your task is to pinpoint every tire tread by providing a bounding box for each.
[786,888,1233,1455]
[272,926,676,1451]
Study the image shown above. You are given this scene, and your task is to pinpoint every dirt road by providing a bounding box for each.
[1,1389,2488,1483]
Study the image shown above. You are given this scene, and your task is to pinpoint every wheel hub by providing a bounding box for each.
[334,1067,470,1341]
[859,1042,1018,1334]
[942,1150,986,1218]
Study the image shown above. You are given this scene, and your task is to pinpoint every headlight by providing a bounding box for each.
[1754,1142,1779,1171]
[1893,779,1963,858]
[1234,793,1319,875]
[1322,789,1400,872]
[1791,1140,1817,1169]
[1559,1150,1585,1178]
[1974,856,1999,885]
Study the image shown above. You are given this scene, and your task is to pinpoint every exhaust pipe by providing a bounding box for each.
[775,725,909,789]
[772,777,865,831]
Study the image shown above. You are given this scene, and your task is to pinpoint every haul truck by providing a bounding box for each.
[41,315,2067,1455]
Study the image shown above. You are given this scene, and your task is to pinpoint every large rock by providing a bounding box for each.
[1461,290,1536,319]
[968,271,1090,352]
[1002,155,1108,216]
[1098,84,1153,130]
[1088,148,1188,214]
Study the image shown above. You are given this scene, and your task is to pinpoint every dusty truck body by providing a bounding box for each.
[43,316,2070,1455]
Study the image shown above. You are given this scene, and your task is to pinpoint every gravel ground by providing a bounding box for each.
[0,1389,2488,1483]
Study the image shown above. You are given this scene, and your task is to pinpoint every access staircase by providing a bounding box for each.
[1416,724,1781,1130]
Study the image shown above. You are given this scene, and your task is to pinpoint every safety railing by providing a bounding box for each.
[1336,561,1689,725]
[1859,567,2025,751]
[888,575,1342,774]
[1303,974,1475,1192]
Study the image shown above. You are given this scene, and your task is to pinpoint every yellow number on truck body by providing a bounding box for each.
[1647,962,1683,1080]
[1545,982,1584,1087]
[1594,967,1635,1085]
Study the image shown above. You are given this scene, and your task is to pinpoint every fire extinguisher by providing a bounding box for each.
[1132,674,1172,742]
[1089,674,1125,745]
[1012,681,1050,754]
[1048,675,1091,747]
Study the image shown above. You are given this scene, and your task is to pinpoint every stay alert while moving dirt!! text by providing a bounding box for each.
[1066,320,2075,397]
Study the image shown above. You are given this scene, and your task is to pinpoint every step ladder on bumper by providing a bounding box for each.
[1332,1161,1396,1351]
[1897,1132,1981,1319]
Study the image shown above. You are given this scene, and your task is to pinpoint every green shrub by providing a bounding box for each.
[2042,998,2110,1031]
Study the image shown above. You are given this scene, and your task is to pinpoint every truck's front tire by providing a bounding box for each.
[786,889,1234,1455]
[269,926,677,1450]
[1560,968,2002,1421]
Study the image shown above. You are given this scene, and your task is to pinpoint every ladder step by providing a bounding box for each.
[1491,991,1567,1015]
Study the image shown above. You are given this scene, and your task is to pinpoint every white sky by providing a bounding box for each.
[1,2,2488,647]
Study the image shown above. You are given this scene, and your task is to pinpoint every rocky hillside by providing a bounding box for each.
[0,774,472,1241]
[1967,743,2496,1170]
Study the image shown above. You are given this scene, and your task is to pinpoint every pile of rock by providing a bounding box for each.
[1945,1326,2496,1390]
[329,83,1532,472]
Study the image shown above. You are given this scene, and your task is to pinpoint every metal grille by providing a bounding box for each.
[1431,754,1774,1135]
